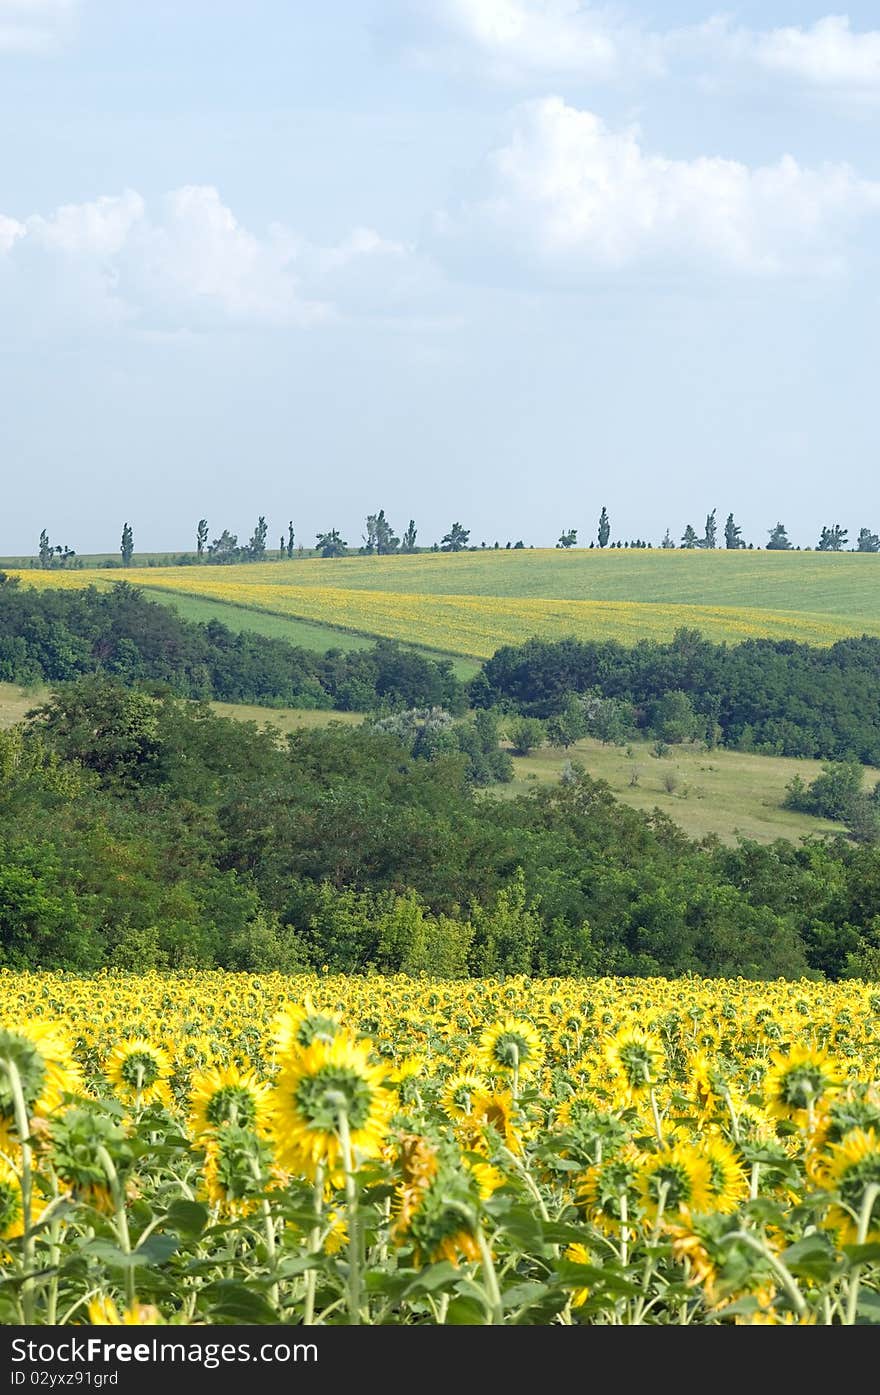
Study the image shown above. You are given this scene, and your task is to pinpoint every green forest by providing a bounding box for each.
[2,576,880,983]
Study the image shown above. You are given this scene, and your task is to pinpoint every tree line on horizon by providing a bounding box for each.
[23,508,880,568]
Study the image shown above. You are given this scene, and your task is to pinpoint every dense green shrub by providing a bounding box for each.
[474,628,880,763]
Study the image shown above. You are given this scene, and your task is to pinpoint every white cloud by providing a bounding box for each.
[751,16,880,91]
[392,3,880,97]
[433,97,880,275]
[316,226,408,271]
[391,0,659,82]
[127,186,326,327]
[27,190,145,255]
[0,213,25,253]
[0,0,76,53]
[0,184,419,331]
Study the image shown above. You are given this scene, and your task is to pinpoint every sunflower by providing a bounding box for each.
[807,1086,880,1174]
[201,1125,276,1218]
[635,1144,712,1223]
[47,1106,132,1215]
[390,1053,426,1084]
[439,1071,487,1122]
[466,1088,523,1156]
[0,1021,82,1131]
[686,1051,731,1121]
[105,1039,173,1108]
[763,1044,842,1125]
[188,1063,272,1141]
[604,1027,666,1096]
[698,1135,749,1214]
[821,1128,880,1245]
[270,1034,395,1179]
[667,1211,720,1300]
[392,1138,482,1266]
[563,1242,594,1308]
[272,997,343,1056]
[477,1018,544,1082]
[87,1295,163,1325]
[393,1133,440,1238]
[578,1155,638,1236]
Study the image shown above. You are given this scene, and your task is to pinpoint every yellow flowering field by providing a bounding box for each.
[2,970,880,1325]
[9,568,880,657]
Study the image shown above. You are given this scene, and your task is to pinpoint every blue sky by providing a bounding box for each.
[1,1,879,553]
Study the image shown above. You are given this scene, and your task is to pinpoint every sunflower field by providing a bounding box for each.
[2,970,880,1326]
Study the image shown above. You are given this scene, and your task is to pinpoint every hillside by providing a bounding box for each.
[9,549,880,660]
[2,682,871,847]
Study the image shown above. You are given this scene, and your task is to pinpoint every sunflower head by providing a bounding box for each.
[477,1018,544,1080]
[272,997,343,1056]
[48,1106,133,1210]
[578,1155,638,1236]
[88,1295,163,1325]
[604,1027,666,1096]
[821,1128,880,1246]
[188,1064,271,1141]
[563,1242,595,1308]
[635,1143,712,1223]
[763,1045,842,1124]
[440,1071,487,1122]
[201,1125,275,1218]
[271,1034,395,1179]
[465,1088,523,1156]
[105,1039,173,1107]
[392,1138,483,1266]
[0,1021,81,1128]
[698,1135,749,1214]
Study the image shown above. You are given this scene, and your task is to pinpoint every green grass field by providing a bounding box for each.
[497,734,880,845]
[144,589,378,654]
[9,549,880,659]
[209,701,363,735]
[0,682,365,738]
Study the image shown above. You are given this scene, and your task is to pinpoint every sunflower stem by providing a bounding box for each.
[632,1182,668,1324]
[337,1108,361,1325]
[725,1230,807,1318]
[6,1058,35,1323]
[96,1144,135,1310]
[45,1175,63,1326]
[475,1225,504,1325]
[303,1163,325,1327]
[260,1197,279,1313]
[648,1087,664,1149]
[619,1190,629,1268]
[845,1182,880,1326]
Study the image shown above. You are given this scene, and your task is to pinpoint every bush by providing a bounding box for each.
[507,716,546,756]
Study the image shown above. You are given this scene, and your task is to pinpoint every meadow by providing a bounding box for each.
[9,549,880,659]
[501,736,880,845]
[2,970,879,1326]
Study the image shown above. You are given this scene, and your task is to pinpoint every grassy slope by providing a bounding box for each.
[0,682,43,728]
[10,550,879,659]
[2,570,478,675]
[495,735,880,844]
[144,589,376,653]
[209,701,363,735]
[151,548,880,617]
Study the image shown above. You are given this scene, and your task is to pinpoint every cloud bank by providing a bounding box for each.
[394,2,880,98]
[0,185,412,331]
[432,97,880,276]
